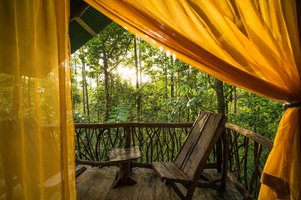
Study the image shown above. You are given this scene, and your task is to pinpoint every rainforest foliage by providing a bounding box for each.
[71,23,283,139]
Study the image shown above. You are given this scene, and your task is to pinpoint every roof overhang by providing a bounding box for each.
[70,0,112,53]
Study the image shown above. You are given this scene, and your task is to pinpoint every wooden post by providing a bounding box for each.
[214,79,225,173]
[221,131,228,190]
[125,126,131,148]
[216,137,222,173]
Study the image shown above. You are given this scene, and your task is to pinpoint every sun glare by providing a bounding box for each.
[114,65,151,85]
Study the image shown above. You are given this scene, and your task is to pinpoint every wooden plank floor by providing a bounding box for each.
[76,166,243,200]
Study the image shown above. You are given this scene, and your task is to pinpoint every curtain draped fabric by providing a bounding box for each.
[0,0,76,199]
[86,0,301,199]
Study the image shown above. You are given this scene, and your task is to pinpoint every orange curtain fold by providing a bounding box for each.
[86,0,301,199]
[0,0,76,199]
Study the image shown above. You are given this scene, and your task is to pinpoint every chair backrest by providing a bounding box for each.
[174,112,226,180]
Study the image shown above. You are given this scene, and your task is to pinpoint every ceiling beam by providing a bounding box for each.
[70,1,89,20]
[74,17,97,36]
[70,1,96,36]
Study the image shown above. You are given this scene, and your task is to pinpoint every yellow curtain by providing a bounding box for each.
[86,0,301,199]
[0,0,76,199]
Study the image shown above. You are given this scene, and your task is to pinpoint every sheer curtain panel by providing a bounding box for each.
[86,0,301,199]
[0,0,76,199]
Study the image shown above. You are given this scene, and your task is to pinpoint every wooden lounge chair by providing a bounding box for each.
[152,112,227,200]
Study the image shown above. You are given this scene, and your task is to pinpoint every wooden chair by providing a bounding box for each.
[152,112,227,200]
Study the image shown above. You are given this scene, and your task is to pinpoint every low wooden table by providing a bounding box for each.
[109,147,141,188]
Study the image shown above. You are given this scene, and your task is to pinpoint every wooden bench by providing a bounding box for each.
[152,112,227,200]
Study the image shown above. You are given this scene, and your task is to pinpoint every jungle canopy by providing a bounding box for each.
[0,0,300,199]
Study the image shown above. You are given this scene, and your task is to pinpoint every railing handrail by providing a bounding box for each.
[75,122,194,128]
[225,123,273,150]
[75,122,274,150]
[75,121,274,198]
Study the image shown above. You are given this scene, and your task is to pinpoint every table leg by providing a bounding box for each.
[112,162,137,188]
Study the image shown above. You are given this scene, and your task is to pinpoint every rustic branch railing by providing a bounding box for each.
[75,123,193,162]
[225,123,273,198]
[75,122,273,198]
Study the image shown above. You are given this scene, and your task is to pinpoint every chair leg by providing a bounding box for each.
[216,136,223,173]
[220,131,228,190]
[185,183,196,200]
[169,181,186,200]
[169,181,196,200]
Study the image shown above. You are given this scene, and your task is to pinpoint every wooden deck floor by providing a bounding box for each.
[76,166,243,200]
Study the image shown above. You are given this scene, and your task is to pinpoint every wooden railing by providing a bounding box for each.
[75,123,193,162]
[226,123,273,198]
[75,122,273,198]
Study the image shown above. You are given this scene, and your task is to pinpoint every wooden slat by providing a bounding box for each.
[177,113,210,171]
[174,112,209,169]
[163,162,191,181]
[152,162,175,179]
[185,114,226,179]
[174,112,226,180]
[152,162,190,182]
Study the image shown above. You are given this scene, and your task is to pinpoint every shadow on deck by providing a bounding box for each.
[76,166,243,200]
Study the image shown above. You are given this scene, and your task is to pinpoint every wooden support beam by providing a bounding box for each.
[70,1,89,20]
[70,1,96,36]
[74,17,97,36]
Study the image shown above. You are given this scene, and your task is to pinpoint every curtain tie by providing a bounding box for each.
[284,101,301,109]
[261,173,290,199]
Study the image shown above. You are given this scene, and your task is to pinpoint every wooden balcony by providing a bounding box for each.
[75,122,273,199]
[77,167,244,200]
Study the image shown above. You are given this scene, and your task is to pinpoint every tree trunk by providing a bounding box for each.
[170,56,175,98]
[79,48,89,116]
[134,37,141,121]
[139,42,143,120]
[164,61,168,100]
[214,79,225,114]
[214,78,225,173]
[234,87,237,115]
[187,66,191,122]
[164,56,168,121]
[72,54,77,110]
[96,59,100,121]
[103,45,110,122]
[85,70,90,118]
[176,63,181,122]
